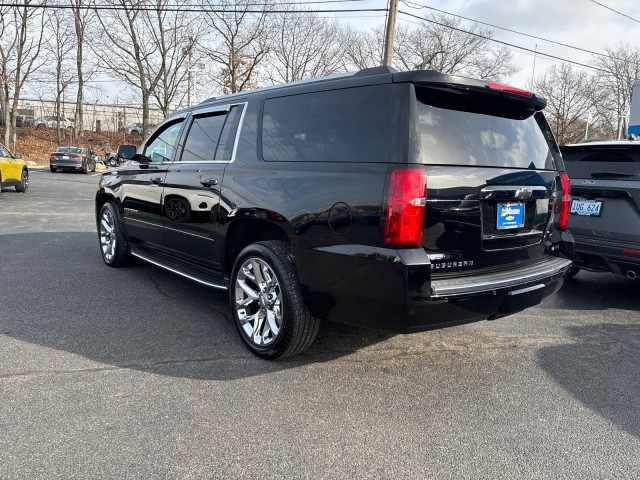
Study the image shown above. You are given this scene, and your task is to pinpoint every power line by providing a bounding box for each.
[398,9,609,74]
[399,0,622,62]
[0,2,385,14]
[589,0,640,24]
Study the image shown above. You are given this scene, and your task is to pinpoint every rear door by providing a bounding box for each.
[411,83,564,274]
[562,143,640,244]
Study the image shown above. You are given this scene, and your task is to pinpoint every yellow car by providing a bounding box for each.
[0,143,28,193]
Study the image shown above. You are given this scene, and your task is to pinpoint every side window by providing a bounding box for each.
[180,105,244,162]
[0,144,11,158]
[215,105,243,161]
[181,113,226,162]
[143,120,184,163]
[261,85,391,163]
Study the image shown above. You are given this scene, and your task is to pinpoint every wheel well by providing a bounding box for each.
[224,219,290,276]
[95,193,116,224]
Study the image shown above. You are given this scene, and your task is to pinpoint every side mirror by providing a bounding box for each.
[13,153,21,159]
[117,144,138,160]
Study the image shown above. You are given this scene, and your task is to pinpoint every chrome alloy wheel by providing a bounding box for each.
[234,257,283,346]
[99,208,116,262]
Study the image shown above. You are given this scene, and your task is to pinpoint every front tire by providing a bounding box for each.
[83,162,89,174]
[98,202,131,267]
[15,169,28,192]
[230,241,320,359]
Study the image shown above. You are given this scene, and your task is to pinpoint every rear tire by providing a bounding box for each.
[50,165,56,173]
[98,202,131,267]
[230,241,320,359]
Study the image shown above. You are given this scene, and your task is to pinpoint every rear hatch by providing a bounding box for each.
[561,142,640,244]
[402,75,565,275]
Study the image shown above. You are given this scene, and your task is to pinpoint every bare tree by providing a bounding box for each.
[198,0,272,94]
[149,20,200,116]
[393,14,517,81]
[71,0,96,138]
[265,7,347,85]
[42,10,77,144]
[92,0,189,137]
[591,43,640,138]
[0,1,47,147]
[343,26,385,70]
[534,63,596,145]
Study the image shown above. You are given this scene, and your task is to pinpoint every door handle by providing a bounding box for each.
[150,176,164,185]
[200,178,219,187]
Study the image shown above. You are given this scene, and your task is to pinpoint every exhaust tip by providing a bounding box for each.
[627,270,637,280]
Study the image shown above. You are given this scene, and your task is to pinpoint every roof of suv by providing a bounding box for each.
[197,66,546,111]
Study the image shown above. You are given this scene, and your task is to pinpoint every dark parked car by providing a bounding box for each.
[95,67,574,359]
[50,146,97,173]
[561,140,640,279]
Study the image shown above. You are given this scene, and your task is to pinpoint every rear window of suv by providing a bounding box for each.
[415,87,560,170]
[562,144,640,179]
[261,84,391,163]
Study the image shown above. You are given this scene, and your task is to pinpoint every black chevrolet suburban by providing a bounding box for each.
[96,67,574,359]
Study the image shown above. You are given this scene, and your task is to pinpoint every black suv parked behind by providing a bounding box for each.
[561,140,640,279]
[96,67,574,359]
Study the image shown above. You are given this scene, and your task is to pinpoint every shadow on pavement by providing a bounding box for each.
[0,232,395,381]
[537,323,640,439]
[541,271,640,312]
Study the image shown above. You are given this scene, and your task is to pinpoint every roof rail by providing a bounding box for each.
[201,71,356,104]
[354,65,397,77]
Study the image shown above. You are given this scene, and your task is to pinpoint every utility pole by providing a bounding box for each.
[382,0,399,66]
[187,38,193,107]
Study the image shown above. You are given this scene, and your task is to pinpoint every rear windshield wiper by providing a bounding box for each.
[590,171,635,178]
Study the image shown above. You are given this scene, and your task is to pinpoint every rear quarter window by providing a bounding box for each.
[261,84,391,163]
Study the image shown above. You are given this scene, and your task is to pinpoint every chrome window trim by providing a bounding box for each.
[175,102,247,164]
[230,102,247,163]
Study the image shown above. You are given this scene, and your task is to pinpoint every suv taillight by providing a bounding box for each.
[556,173,571,230]
[384,167,427,246]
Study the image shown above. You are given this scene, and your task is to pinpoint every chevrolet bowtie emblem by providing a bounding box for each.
[514,188,533,199]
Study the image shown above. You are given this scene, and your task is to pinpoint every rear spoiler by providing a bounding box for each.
[393,70,547,112]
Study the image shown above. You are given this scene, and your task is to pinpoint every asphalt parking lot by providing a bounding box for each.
[1,168,639,479]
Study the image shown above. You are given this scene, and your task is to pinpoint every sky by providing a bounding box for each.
[72,0,640,105]
[318,0,640,90]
